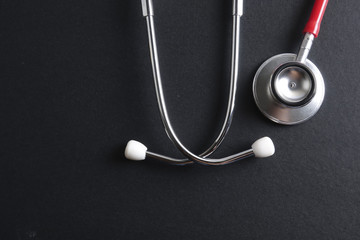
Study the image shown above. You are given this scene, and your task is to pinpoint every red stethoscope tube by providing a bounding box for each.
[303,0,329,37]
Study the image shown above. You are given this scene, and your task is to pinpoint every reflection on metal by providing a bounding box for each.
[253,53,325,125]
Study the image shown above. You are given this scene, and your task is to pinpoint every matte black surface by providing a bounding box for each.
[1,0,359,239]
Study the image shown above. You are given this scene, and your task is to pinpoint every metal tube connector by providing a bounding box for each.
[296,33,315,63]
[141,0,154,17]
[233,0,243,16]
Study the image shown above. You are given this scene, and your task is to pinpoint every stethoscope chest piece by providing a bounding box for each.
[253,0,329,125]
[253,53,325,125]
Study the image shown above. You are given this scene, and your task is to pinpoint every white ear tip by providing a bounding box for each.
[125,140,147,161]
[251,137,275,158]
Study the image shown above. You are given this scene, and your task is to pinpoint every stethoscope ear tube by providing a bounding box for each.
[125,0,275,165]
[125,137,275,164]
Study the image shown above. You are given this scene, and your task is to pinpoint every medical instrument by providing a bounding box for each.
[253,0,328,125]
[124,0,275,165]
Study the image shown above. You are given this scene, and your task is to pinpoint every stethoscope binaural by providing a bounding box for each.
[124,0,328,166]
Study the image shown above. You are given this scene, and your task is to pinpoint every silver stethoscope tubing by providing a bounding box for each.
[253,0,328,125]
[125,0,275,165]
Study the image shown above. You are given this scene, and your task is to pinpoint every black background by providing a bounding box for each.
[1,0,359,239]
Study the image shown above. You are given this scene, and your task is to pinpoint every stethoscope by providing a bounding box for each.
[125,0,328,165]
